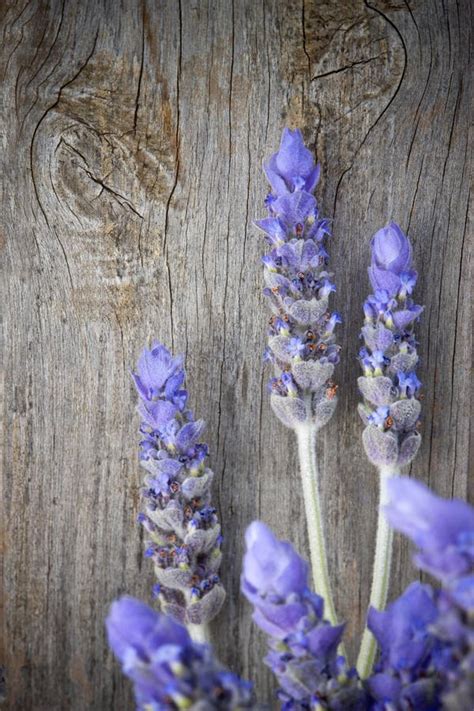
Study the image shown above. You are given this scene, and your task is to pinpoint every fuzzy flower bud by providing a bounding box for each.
[358,224,423,469]
[133,341,225,626]
[241,522,367,708]
[263,128,321,196]
[257,129,340,430]
[370,223,412,279]
[106,597,254,710]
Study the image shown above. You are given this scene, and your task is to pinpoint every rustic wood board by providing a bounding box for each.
[1,0,471,708]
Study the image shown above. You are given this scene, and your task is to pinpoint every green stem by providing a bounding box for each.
[187,623,210,644]
[357,468,397,678]
[295,423,339,630]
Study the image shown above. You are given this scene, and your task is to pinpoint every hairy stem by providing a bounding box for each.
[357,468,397,678]
[187,623,210,644]
[295,423,338,629]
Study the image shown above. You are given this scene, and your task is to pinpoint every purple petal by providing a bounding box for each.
[368,265,401,297]
[273,191,317,227]
[263,153,289,196]
[392,305,423,329]
[370,223,412,274]
[175,419,206,452]
[138,400,178,429]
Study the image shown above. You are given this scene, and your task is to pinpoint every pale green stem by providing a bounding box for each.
[295,423,339,630]
[187,623,210,644]
[357,467,398,679]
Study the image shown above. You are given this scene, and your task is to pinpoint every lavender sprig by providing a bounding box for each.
[256,129,340,431]
[358,223,423,471]
[256,129,340,628]
[356,224,423,678]
[241,522,367,710]
[133,342,225,639]
[106,596,254,710]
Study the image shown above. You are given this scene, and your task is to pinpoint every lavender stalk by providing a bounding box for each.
[256,129,340,627]
[132,342,225,641]
[356,224,423,678]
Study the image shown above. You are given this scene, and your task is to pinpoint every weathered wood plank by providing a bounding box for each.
[1,0,471,708]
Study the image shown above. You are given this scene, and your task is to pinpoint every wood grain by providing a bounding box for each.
[1,0,471,708]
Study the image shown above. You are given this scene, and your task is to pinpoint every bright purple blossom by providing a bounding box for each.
[385,477,474,583]
[263,128,320,196]
[243,522,308,605]
[106,597,254,710]
[370,223,412,272]
[133,341,225,626]
[368,223,416,297]
[397,371,421,398]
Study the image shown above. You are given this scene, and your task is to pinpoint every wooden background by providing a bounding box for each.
[1,0,472,708]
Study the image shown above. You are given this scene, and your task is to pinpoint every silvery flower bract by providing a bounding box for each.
[106,597,254,710]
[133,342,225,626]
[358,223,423,468]
[241,522,367,709]
[256,129,340,429]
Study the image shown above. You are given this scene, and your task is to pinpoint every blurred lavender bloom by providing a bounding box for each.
[432,581,474,709]
[367,583,441,709]
[256,129,340,430]
[366,478,474,709]
[358,223,423,469]
[133,341,225,626]
[385,477,474,583]
[106,597,254,710]
[241,522,367,709]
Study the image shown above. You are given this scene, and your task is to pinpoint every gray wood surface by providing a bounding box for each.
[1,0,472,708]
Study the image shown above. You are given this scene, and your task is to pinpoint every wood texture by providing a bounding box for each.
[1,0,472,708]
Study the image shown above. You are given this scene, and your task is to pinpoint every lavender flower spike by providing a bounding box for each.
[242,522,367,709]
[106,596,254,710]
[257,129,340,432]
[133,341,225,640]
[357,223,423,679]
[256,128,340,628]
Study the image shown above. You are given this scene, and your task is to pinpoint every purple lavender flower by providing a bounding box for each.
[432,582,474,709]
[358,223,423,469]
[365,478,474,708]
[256,129,340,430]
[367,583,441,709]
[369,222,412,289]
[384,477,474,583]
[133,341,225,626]
[106,596,254,709]
[242,522,367,708]
[264,128,320,196]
